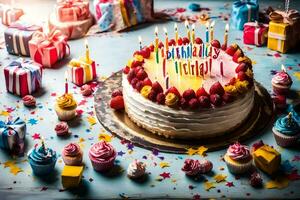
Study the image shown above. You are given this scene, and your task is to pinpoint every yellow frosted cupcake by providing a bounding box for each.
[55,93,77,121]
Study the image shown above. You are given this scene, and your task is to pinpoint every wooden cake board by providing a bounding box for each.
[94,71,274,154]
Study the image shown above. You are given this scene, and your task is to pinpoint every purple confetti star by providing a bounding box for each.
[127,143,134,150]
[117,151,125,156]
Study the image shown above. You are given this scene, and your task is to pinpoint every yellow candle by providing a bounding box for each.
[191,24,195,43]
[163,27,168,53]
[188,60,191,75]
[185,20,190,41]
[224,23,229,49]
[174,23,178,45]
[155,26,159,51]
[210,21,215,42]
[85,39,90,63]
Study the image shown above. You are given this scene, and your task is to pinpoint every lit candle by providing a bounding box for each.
[138,36,142,51]
[163,27,169,53]
[174,23,178,45]
[155,26,159,64]
[223,24,229,50]
[191,24,195,43]
[85,39,90,63]
[64,71,68,94]
[281,64,286,72]
[205,21,210,43]
[41,137,46,152]
[210,21,215,42]
[185,20,190,41]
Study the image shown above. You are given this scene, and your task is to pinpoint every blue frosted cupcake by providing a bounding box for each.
[272,113,300,147]
[28,142,57,176]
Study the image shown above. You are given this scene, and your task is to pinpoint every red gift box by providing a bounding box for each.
[4,59,43,97]
[56,0,90,22]
[68,59,96,86]
[243,22,269,46]
[28,30,70,68]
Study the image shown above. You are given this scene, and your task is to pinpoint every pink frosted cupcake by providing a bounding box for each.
[224,142,253,174]
[89,141,117,172]
[181,159,201,176]
[62,143,83,166]
[272,70,293,95]
[55,122,70,136]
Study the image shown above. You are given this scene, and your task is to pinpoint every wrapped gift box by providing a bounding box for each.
[48,13,93,40]
[94,0,154,32]
[243,22,268,46]
[61,165,84,188]
[4,22,42,56]
[4,58,43,97]
[231,0,259,30]
[29,30,70,67]
[0,117,26,156]
[68,58,96,86]
[267,10,300,53]
[55,0,90,22]
[1,7,24,26]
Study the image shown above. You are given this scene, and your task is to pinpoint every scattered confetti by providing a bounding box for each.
[98,133,112,142]
[225,182,234,187]
[159,162,170,168]
[197,146,208,157]
[265,176,289,189]
[204,181,215,191]
[214,174,227,183]
[87,116,97,126]
[159,172,171,179]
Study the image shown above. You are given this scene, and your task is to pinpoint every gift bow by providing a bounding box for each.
[69,59,90,68]
[9,23,41,31]
[31,30,70,60]
[269,10,300,25]
[0,117,25,150]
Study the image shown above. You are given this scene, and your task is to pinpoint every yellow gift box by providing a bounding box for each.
[267,9,300,53]
[61,165,84,188]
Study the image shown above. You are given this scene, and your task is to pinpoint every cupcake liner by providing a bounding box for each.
[55,104,76,121]
[29,160,57,176]
[272,127,299,147]
[62,154,83,166]
[272,85,290,96]
[224,155,253,174]
[89,158,115,172]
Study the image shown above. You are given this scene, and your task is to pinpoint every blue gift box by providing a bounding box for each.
[231,0,259,30]
[0,117,26,156]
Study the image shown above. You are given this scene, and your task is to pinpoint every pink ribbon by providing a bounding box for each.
[9,23,41,31]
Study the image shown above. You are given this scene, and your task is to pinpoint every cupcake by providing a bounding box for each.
[55,122,70,136]
[181,159,201,176]
[271,69,293,95]
[89,141,117,172]
[224,142,253,174]
[28,142,57,176]
[127,160,146,179]
[22,95,36,107]
[272,113,300,147]
[55,93,77,121]
[80,84,93,96]
[62,143,83,166]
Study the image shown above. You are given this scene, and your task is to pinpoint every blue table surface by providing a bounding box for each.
[0,0,300,199]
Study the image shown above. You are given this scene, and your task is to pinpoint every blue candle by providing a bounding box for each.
[205,22,210,43]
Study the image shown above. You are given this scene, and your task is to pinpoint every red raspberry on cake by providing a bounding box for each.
[136,69,148,80]
[133,50,142,57]
[127,69,136,82]
[149,44,154,52]
[209,82,225,96]
[210,94,222,106]
[196,87,209,97]
[152,81,163,93]
[123,66,130,74]
[134,66,144,74]
[156,93,166,104]
[189,98,199,109]
[141,47,151,58]
[233,49,244,63]
[195,37,203,44]
[211,40,221,48]
[168,39,176,46]
[229,77,237,85]
[111,89,123,98]
[198,96,211,108]
[131,60,144,68]
[235,63,248,73]
[131,78,139,88]
[225,44,238,56]
[182,37,190,45]
[143,77,152,86]
[237,71,249,81]
[135,81,144,92]
[166,86,181,98]
[177,37,183,45]
[110,96,124,110]
[158,42,164,48]
[148,89,157,102]
[180,97,189,109]
[183,89,196,101]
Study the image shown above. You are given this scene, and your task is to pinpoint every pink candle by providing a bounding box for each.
[220,61,224,76]
[64,72,68,94]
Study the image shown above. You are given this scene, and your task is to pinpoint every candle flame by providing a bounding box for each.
[225,23,229,32]
[281,64,286,72]
[138,36,142,43]
[205,21,210,29]
[85,38,88,46]
[210,21,215,28]
[185,20,189,28]
[64,71,68,81]
[155,26,158,35]
[163,27,168,35]
[174,23,178,30]
[192,24,195,30]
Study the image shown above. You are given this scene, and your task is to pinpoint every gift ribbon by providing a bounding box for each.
[68,59,93,84]
[268,32,286,50]
[0,117,25,151]
[31,30,70,66]
[269,9,300,25]
[7,59,42,95]
[9,23,42,31]
[57,0,89,21]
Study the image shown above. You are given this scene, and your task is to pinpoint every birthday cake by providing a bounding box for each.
[119,26,255,140]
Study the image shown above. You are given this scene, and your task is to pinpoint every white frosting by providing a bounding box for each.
[127,160,146,178]
[122,74,255,139]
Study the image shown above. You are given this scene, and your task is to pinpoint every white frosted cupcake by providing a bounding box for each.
[127,160,146,179]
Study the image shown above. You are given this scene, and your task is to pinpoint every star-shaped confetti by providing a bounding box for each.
[3,161,22,175]
[159,162,170,168]
[117,151,125,157]
[204,181,215,191]
[186,148,198,156]
[225,182,234,187]
[0,110,10,116]
[87,116,97,126]
[294,72,300,81]
[214,174,227,183]
[32,133,41,140]
[197,146,208,157]
[98,133,112,142]
[159,172,171,179]
[28,118,38,125]
[265,176,289,189]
